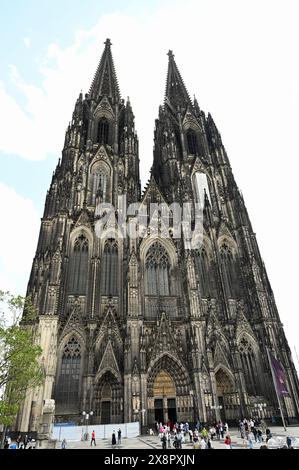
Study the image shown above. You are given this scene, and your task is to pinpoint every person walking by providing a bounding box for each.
[224,434,232,449]
[117,428,122,445]
[286,436,292,448]
[257,429,263,443]
[177,431,182,449]
[265,428,272,443]
[16,434,22,448]
[90,430,96,446]
[200,437,207,449]
[248,431,254,449]
[252,426,258,442]
[112,430,116,447]
[61,438,67,449]
[23,434,29,449]
[161,433,167,450]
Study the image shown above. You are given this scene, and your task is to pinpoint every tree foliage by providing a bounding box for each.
[0,290,44,427]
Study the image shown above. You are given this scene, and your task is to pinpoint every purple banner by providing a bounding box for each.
[269,351,290,396]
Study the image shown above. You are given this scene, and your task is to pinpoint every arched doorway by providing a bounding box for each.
[94,371,123,424]
[147,354,192,426]
[153,370,177,425]
[215,368,238,421]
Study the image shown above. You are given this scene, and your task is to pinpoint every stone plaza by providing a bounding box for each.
[53,426,299,450]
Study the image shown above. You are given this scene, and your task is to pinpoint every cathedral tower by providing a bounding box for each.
[16,42,299,432]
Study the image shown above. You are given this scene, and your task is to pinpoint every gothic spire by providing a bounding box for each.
[165,50,192,111]
[89,38,121,103]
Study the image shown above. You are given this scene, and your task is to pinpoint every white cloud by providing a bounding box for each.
[0,182,40,296]
[23,37,31,48]
[0,0,299,369]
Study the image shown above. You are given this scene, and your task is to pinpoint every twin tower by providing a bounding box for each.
[17,39,299,431]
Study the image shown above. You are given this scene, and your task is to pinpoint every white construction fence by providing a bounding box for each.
[52,422,140,441]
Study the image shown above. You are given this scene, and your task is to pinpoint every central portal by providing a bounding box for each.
[153,370,177,425]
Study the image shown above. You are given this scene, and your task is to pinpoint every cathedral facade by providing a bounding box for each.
[17,39,299,431]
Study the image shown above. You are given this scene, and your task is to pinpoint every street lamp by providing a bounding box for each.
[254,403,266,419]
[189,390,196,425]
[82,410,93,441]
[210,405,223,423]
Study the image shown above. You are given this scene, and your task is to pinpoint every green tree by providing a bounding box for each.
[0,291,44,448]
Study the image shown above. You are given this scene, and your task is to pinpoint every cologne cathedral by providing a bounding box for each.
[17,39,299,432]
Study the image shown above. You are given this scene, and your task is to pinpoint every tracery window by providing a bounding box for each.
[220,243,239,298]
[194,248,213,297]
[68,235,89,294]
[186,129,199,155]
[238,337,259,396]
[145,242,170,296]
[101,239,118,295]
[97,118,109,145]
[194,172,211,206]
[91,170,108,204]
[55,337,81,408]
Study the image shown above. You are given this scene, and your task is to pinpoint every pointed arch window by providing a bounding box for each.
[220,243,239,298]
[194,248,213,298]
[55,337,82,408]
[68,235,89,294]
[145,242,170,296]
[101,239,118,295]
[187,129,199,155]
[194,172,211,206]
[238,337,260,395]
[97,118,109,145]
[91,171,108,204]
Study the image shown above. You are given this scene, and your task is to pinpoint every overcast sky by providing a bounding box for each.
[0,0,299,372]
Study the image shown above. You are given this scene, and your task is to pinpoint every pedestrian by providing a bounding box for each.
[224,434,232,449]
[177,431,182,449]
[91,429,96,446]
[112,430,116,447]
[252,426,258,442]
[161,433,167,450]
[61,438,67,449]
[248,431,254,449]
[209,426,216,440]
[286,436,292,448]
[23,434,29,449]
[118,428,122,445]
[16,434,21,448]
[193,439,200,449]
[200,437,207,449]
[265,428,272,443]
[257,429,263,443]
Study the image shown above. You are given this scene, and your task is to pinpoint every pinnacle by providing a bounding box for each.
[165,49,192,110]
[89,38,121,102]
